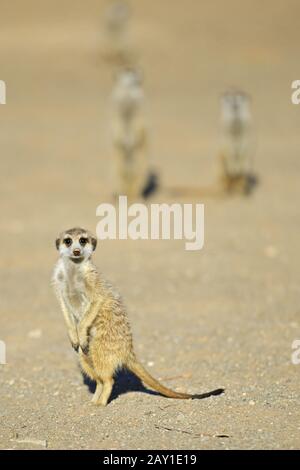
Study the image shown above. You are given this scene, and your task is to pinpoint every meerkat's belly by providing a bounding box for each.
[68,277,89,321]
[56,264,90,323]
[66,288,89,322]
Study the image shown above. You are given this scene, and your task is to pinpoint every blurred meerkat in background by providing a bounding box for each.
[111,67,158,200]
[164,91,257,200]
[101,0,136,66]
[219,89,258,195]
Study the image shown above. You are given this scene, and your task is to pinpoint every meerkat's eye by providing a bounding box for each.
[79,237,88,246]
[64,238,72,247]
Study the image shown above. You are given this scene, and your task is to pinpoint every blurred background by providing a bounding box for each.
[0,0,300,450]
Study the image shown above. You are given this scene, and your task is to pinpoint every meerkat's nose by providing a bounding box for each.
[73,249,81,256]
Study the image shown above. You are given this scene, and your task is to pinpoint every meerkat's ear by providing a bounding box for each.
[91,237,97,251]
[55,238,60,250]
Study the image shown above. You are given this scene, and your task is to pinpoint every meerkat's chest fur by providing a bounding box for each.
[54,259,90,322]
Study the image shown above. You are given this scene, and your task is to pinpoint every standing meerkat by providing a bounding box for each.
[219,89,257,195]
[163,91,257,199]
[52,227,224,406]
[111,67,158,200]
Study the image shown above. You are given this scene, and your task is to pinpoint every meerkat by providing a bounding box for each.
[164,90,256,199]
[219,89,257,195]
[101,0,135,66]
[52,227,224,406]
[111,67,158,200]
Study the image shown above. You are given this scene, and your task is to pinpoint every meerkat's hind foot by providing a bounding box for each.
[94,399,108,407]
[93,377,115,406]
[192,388,225,400]
[91,381,103,404]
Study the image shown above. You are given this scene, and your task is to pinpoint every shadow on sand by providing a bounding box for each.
[81,367,224,404]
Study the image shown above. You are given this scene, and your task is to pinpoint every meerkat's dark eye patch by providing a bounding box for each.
[91,237,97,251]
[64,237,72,247]
[79,237,88,246]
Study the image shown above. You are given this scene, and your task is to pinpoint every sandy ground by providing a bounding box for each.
[1,0,300,450]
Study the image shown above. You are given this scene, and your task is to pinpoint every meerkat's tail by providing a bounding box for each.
[127,359,224,400]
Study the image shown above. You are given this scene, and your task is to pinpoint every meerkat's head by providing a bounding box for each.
[105,0,130,32]
[55,227,97,263]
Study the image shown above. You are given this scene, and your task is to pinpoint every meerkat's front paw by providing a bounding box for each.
[69,333,79,352]
[79,337,89,355]
[80,343,89,355]
[78,330,89,354]
[71,341,79,352]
